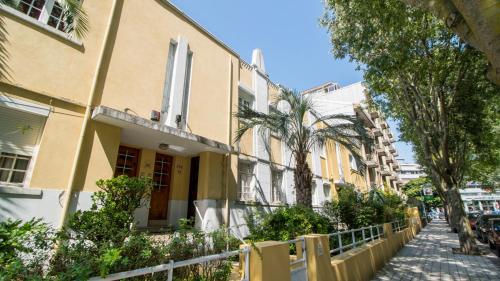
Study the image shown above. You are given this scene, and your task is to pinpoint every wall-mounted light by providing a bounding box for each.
[159,143,169,150]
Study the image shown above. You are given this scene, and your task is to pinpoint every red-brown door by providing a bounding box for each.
[114,146,140,177]
[148,153,173,221]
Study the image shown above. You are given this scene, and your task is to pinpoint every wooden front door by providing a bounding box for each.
[148,153,173,221]
[114,146,140,177]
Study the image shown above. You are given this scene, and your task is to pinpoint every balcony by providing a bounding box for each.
[380,122,388,129]
[370,111,379,119]
[376,147,387,156]
[387,131,393,138]
[389,146,396,153]
[382,138,391,145]
[393,152,399,157]
[373,128,383,137]
[364,156,378,168]
[380,168,391,176]
[354,104,376,128]
[386,157,394,163]
[389,137,396,143]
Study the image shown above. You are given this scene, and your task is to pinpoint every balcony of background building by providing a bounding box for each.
[389,146,396,153]
[373,128,383,137]
[380,166,391,176]
[353,104,376,128]
[364,153,379,168]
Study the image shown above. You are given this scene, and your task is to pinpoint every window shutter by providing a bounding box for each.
[0,107,46,155]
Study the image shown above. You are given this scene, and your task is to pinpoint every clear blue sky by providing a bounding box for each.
[170,0,415,163]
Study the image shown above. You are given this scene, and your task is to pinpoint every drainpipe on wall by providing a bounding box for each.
[224,56,234,230]
[57,0,119,229]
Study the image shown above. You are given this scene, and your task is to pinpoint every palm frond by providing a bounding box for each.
[58,0,89,40]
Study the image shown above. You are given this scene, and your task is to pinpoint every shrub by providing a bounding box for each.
[246,206,333,242]
[0,218,56,281]
[165,219,238,281]
[324,184,407,229]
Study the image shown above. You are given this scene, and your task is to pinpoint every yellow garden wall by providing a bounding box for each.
[240,208,422,281]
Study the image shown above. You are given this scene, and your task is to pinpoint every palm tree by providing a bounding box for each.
[0,0,89,79]
[235,89,371,208]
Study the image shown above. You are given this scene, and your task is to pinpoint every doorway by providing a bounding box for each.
[187,156,199,223]
[148,153,173,224]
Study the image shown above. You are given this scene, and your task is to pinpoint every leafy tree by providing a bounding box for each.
[235,89,370,207]
[400,0,500,85]
[322,0,499,253]
[403,177,443,210]
[0,0,89,79]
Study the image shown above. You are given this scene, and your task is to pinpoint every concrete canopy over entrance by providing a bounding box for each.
[92,106,232,156]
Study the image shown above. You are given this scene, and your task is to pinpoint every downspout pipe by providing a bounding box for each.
[57,0,119,229]
[224,56,234,229]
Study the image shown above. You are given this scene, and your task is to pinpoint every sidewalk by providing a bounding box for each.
[372,219,500,281]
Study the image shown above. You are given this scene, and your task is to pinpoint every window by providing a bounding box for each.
[271,169,283,203]
[238,162,254,201]
[161,41,178,121]
[349,154,358,171]
[323,184,331,201]
[114,146,140,177]
[0,106,46,186]
[14,0,79,32]
[179,50,193,129]
[239,97,251,109]
[0,153,31,184]
[312,182,318,206]
[320,143,327,158]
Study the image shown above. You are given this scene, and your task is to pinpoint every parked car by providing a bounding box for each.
[487,218,500,256]
[467,212,480,230]
[476,212,500,242]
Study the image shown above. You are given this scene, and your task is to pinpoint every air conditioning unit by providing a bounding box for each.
[150,110,161,121]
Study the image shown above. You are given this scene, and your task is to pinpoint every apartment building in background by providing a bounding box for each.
[304,82,403,194]
[0,0,401,235]
[398,163,426,184]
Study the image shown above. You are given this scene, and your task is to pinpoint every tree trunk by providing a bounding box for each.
[446,187,479,254]
[294,152,313,208]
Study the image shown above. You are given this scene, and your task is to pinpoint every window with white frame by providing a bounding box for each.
[323,183,331,201]
[349,154,358,171]
[320,143,327,158]
[312,182,318,206]
[238,161,254,201]
[0,106,46,186]
[238,95,252,109]
[13,0,80,32]
[271,169,283,203]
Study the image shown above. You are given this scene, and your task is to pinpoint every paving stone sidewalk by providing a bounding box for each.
[372,219,500,281]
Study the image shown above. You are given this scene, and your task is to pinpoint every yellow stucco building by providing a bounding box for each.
[0,0,402,232]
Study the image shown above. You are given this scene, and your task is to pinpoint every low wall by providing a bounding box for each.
[242,208,422,281]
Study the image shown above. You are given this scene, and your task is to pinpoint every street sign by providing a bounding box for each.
[423,186,433,201]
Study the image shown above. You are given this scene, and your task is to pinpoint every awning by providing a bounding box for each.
[92,106,232,156]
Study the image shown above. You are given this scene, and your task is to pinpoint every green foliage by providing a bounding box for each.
[166,219,238,281]
[246,206,334,242]
[66,175,152,244]
[235,88,371,207]
[402,177,443,209]
[323,184,407,229]
[0,219,56,280]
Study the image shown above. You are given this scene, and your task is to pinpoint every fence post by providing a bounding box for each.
[303,235,335,281]
[248,241,290,281]
[338,233,343,254]
[370,226,374,242]
[167,260,174,281]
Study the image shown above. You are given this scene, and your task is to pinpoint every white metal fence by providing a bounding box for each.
[328,224,385,255]
[288,237,308,281]
[391,220,407,232]
[89,246,250,281]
